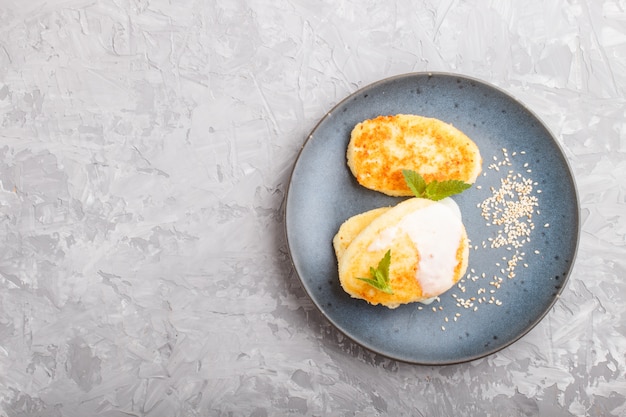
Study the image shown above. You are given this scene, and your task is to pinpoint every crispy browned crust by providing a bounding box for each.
[347,114,482,196]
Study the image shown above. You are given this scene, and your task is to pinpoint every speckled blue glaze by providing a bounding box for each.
[285,72,579,365]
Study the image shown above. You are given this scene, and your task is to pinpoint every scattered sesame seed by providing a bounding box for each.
[445,149,538,322]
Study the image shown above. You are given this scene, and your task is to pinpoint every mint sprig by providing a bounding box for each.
[402,169,471,201]
[357,250,393,294]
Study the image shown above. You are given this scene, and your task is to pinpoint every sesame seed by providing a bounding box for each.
[462,149,539,318]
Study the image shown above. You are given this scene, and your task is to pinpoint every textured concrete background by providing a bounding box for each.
[0,0,625,416]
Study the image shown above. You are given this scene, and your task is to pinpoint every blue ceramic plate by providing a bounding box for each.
[285,73,579,365]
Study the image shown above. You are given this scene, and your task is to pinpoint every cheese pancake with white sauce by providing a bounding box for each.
[336,197,469,309]
[347,114,482,196]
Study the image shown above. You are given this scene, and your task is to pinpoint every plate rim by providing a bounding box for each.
[283,71,581,365]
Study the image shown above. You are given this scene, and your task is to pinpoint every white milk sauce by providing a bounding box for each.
[367,198,463,297]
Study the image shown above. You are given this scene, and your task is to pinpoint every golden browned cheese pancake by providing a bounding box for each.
[347,114,482,196]
[335,198,469,308]
[333,207,390,261]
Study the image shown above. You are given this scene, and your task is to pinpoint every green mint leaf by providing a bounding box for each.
[402,169,426,197]
[377,249,391,281]
[402,169,471,201]
[424,179,472,201]
[356,278,393,294]
[356,250,393,294]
